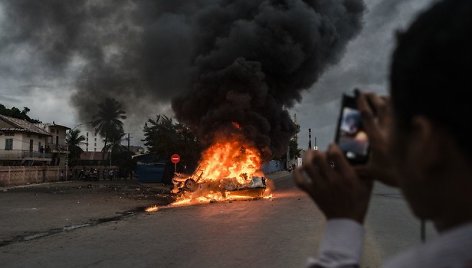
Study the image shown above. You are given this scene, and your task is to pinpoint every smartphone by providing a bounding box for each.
[335,93,370,164]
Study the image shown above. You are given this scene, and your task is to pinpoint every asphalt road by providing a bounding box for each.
[0,173,436,268]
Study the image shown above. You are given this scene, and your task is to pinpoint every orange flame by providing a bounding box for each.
[172,134,272,206]
[145,205,159,213]
[196,138,262,184]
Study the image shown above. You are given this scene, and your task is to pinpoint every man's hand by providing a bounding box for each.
[294,145,373,224]
[355,91,398,187]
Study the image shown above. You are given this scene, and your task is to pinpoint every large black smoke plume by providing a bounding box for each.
[0,0,365,158]
[173,0,365,157]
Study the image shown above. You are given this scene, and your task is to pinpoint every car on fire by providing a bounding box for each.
[172,171,268,198]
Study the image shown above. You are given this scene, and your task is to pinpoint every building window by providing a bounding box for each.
[30,139,34,152]
[56,136,59,145]
[5,138,13,150]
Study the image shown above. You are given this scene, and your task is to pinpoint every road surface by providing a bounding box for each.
[0,173,435,267]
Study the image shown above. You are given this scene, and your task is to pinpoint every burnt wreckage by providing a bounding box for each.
[172,170,267,198]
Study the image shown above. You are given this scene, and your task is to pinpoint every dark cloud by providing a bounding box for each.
[0,0,196,121]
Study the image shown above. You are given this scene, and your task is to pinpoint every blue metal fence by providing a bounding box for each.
[262,160,284,174]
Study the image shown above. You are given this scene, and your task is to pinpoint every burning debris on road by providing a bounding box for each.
[145,205,159,213]
[171,131,273,206]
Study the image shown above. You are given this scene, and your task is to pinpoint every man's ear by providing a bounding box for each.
[409,116,450,179]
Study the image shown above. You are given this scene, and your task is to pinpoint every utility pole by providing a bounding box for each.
[127,133,130,152]
[65,144,68,181]
[126,133,132,180]
[308,128,312,149]
[286,143,290,171]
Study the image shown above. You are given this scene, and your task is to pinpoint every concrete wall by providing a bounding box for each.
[0,166,66,187]
[0,165,120,187]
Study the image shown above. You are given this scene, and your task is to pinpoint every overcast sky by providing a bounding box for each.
[0,0,437,149]
[294,0,437,150]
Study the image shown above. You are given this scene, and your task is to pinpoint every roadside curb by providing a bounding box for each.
[0,181,75,191]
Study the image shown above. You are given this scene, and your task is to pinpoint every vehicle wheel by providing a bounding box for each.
[184,179,198,192]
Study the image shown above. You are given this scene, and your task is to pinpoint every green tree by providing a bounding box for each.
[66,129,86,166]
[143,115,201,172]
[103,128,127,155]
[143,115,175,158]
[174,122,202,172]
[91,98,127,159]
[0,104,41,123]
[102,128,135,178]
[287,136,301,159]
[278,121,301,167]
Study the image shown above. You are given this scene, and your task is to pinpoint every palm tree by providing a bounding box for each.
[103,128,127,155]
[91,98,127,159]
[66,129,86,166]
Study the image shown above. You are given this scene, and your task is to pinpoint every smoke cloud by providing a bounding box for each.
[172,0,365,157]
[0,0,365,158]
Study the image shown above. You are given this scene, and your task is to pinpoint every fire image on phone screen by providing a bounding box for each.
[338,107,369,160]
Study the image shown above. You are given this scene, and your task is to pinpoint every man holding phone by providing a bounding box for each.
[294,0,472,267]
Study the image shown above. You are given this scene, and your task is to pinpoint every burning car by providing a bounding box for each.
[172,171,267,198]
[169,134,273,206]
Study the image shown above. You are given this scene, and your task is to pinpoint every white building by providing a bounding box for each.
[0,115,53,165]
[77,126,105,152]
[0,115,73,166]
[37,122,71,166]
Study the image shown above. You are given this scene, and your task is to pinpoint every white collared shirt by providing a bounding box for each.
[307,219,472,268]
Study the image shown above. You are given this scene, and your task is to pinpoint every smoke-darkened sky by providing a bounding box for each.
[0,0,437,150]
[294,0,437,150]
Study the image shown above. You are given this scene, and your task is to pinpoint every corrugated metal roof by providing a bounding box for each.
[0,115,52,136]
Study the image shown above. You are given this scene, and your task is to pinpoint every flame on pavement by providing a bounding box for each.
[145,205,159,213]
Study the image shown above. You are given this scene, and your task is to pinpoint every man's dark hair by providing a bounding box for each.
[391,0,472,154]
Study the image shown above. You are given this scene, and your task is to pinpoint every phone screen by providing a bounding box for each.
[338,106,369,162]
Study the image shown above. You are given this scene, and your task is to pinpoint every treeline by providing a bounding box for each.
[143,115,202,173]
[0,104,41,123]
